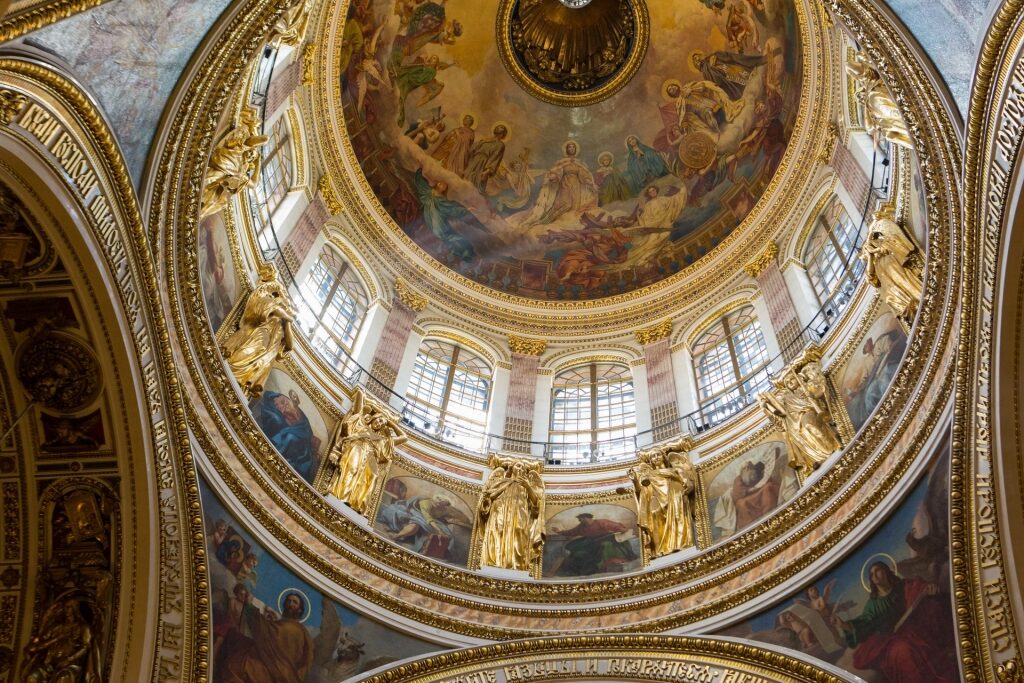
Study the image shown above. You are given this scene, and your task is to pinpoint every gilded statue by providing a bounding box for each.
[268,0,311,48]
[628,438,697,559]
[473,455,545,576]
[846,52,912,149]
[200,105,268,218]
[861,208,924,328]
[759,353,842,474]
[22,594,101,683]
[221,262,295,397]
[322,387,406,515]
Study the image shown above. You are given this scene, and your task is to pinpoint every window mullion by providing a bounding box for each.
[437,346,459,432]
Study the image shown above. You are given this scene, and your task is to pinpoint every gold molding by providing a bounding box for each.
[508,335,547,356]
[394,277,428,312]
[635,320,672,346]
[744,242,780,278]
[0,0,107,42]
[318,173,342,215]
[300,42,317,86]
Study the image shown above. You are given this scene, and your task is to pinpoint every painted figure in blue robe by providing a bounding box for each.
[413,168,488,262]
[377,493,470,564]
[624,136,670,195]
[249,389,320,482]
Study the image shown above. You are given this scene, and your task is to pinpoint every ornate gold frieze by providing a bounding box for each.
[318,173,343,215]
[634,319,672,346]
[744,242,780,278]
[394,277,428,312]
[301,42,317,85]
[508,335,547,356]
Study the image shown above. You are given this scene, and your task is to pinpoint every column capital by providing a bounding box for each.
[394,278,428,312]
[318,174,344,215]
[635,320,673,346]
[508,335,547,356]
[744,242,779,278]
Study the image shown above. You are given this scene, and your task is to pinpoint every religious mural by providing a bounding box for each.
[718,446,955,683]
[39,410,105,452]
[834,308,907,432]
[248,368,333,483]
[700,439,800,543]
[542,502,642,578]
[373,471,477,567]
[200,477,439,682]
[339,0,803,299]
[198,212,240,332]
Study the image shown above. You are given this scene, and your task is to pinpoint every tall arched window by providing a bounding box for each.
[252,115,294,251]
[405,340,491,452]
[549,363,635,464]
[298,246,368,374]
[692,306,770,426]
[805,198,862,307]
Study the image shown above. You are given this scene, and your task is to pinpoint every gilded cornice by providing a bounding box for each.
[635,320,672,346]
[300,42,317,86]
[318,173,342,215]
[956,0,1024,676]
[152,0,962,642]
[508,335,547,356]
[394,277,428,312]
[744,242,780,278]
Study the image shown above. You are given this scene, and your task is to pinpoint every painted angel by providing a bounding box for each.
[355,23,390,112]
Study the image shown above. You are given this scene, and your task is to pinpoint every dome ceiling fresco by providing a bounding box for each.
[339,0,803,300]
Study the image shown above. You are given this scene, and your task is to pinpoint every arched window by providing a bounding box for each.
[252,115,294,250]
[692,306,770,425]
[805,198,862,307]
[298,246,368,374]
[549,363,636,464]
[405,340,491,452]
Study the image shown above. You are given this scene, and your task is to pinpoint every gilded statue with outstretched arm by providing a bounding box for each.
[200,105,268,218]
[323,387,407,515]
[629,438,697,559]
[861,207,923,328]
[846,52,912,150]
[221,262,295,398]
[473,455,544,576]
[760,355,842,474]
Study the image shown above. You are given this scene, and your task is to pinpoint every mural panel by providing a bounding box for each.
[340,0,803,300]
[834,309,907,432]
[248,369,333,484]
[542,502,641,578]
[718,446,955,683]
[700,439,799,543]
[201,477,439,682]
[198,212,240,332]
[373,471,477,567]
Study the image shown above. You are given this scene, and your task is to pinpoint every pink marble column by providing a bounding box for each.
[502,337,546,452]
[636,321,680,441]
[278,193,328,273]
[830,139,871,209]
[367,281,425,397]
[265,60,301,117]
[746,243,802,361]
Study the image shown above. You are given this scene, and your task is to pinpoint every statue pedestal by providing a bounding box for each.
[476,565,533,580]
[325,495,374,529]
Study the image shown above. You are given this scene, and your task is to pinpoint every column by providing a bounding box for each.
[278,191,326,273]
[746,242,803,361]
[265,59,301,117]
[636,320,680,442]
[502,336,546,453]
[830,138,871,209]
[367,279,426,399]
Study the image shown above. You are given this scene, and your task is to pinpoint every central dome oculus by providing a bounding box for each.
[497,0,650,106]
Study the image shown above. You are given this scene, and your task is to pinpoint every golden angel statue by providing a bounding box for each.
[861,208,923,328]
[200,105,268,218]
[221,262,295,397]
[322,387,406,515]
[846,52,913,150]
[759,354,842,474]
[268,0,311,48]
[22,594,102,683]
[629,438,697,559]
[473,455,545,576]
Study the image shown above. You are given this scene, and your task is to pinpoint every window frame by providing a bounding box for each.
[805,200,862,307]
[297,246,369,374]
[549,362,636,463]
[691,306,771,423]
[251,115,294,252]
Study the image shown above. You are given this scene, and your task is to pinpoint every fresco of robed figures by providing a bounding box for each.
[373,472,476,567]
[835,309,908,433]
[702,439,800,543]
[200,478,438,683]
[248,369,333,484]
[198,212,240,332]
[718,446,956,683]
[542,503,642,578]
[340,0,803,300]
